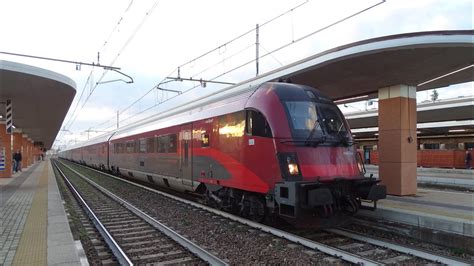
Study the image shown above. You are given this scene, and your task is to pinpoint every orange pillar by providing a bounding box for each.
[21,134,29,170]
[0,122,12,178]
[33,145,39,162]
[27,138,33,166]
[28,139,33,166]
[378,85,417,196]
[12,131,22,155]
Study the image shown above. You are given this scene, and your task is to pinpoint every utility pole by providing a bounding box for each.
[256,24,260,77]
[117,111,119,129]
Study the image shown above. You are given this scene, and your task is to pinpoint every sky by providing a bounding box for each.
[0,0,472,149]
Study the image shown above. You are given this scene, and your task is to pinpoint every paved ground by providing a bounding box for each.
[0,160,81,266]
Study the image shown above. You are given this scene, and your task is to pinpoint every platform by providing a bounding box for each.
[359,165,473,239]
[0,159,82,266]
[365,164,474,189]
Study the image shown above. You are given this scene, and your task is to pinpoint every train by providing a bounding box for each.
[60,82,386,226]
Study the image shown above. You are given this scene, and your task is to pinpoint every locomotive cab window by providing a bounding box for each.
[246,110,272,138]
[284,101,350,141]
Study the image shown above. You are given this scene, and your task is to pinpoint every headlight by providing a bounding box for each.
[288,163,300,175]
[278,152,302,179]
[357,160,364,173]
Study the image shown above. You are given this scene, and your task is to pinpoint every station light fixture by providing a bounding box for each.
[448,129,466,132]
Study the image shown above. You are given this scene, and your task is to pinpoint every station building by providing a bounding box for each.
[344,95,474,168]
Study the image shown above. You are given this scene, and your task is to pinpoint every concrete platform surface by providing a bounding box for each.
[0,160,82,266]
[359,187,473,237]
[365,164,474,188]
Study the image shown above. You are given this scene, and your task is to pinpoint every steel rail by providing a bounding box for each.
[61,159,380,265]
[52,161,133,265]
[326,228,471,266]
[57,160,228,266]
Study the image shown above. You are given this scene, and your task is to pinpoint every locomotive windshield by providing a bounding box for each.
[284,101,351,145]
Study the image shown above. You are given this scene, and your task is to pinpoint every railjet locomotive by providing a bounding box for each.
[61,82,386,226]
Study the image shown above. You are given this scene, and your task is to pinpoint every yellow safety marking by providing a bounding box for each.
[12,163,48,266]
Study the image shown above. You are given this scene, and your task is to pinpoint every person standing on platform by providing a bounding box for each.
[465,150,472,170]
[13,149,22,172]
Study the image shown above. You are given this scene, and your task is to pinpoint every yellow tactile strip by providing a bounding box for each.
[11,164,48,266]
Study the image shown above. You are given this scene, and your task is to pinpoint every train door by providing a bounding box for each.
[180,123,193,187]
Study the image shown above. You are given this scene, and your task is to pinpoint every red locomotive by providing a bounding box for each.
[61,82,386,226]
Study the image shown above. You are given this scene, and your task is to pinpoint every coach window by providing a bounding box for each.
[126,141,135,153]
[115,143,121,154]
[146,137,155,153]
[246,110,272,138]
[157,136,167,153]
[119,143,125,153]
[139,138,147,153]
[169,134,177,153]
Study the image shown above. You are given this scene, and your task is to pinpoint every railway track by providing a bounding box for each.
[53,160,226,265]
[56,159,473,265]
[53,163,117,265]
[293,228,471,265]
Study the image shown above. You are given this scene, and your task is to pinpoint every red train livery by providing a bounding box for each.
[60,82,386,225]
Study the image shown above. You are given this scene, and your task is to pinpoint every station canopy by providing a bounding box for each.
[0,60,76,149]
[257,30,473,102]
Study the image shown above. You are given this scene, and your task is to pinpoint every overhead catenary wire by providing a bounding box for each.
[99,0,135,54]
[90,0,160,96]
[208,0,386,82]
[57,1,138,143]
[92,1,310,131]
[85,0,386,136]
[56,0,160,146]
[179,0,309,73]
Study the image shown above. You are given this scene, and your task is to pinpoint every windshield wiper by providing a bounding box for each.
[305,119,327,147]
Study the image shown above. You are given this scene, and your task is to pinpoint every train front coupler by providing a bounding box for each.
[354,179,387,210]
